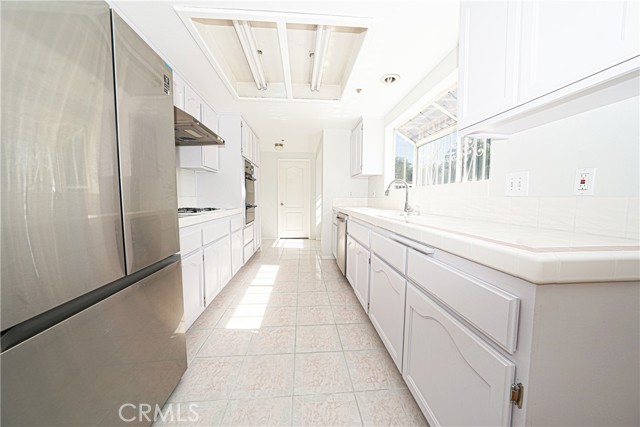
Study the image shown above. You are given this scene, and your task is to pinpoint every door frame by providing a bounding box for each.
[277,158,311,239]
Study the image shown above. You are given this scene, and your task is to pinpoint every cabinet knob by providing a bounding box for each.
[280,202,284,206]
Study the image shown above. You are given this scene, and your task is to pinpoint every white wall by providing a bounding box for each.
[370,96,640,240]
[315,143,323,240]
[369,48,459,198]
[260,151,317,240]
[321,129,370,257]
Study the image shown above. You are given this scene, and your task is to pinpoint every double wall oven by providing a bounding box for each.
[245,160,256,224]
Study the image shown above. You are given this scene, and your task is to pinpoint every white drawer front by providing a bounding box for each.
[202,219,229,246]
[243,224,254,246]
[179,227,202,256]
[230,214,244,232]
[371,232,407,274]
[347,219,370,248]
[407,249,520,353]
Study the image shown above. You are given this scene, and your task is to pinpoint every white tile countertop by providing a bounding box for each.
[178,208,243,228]
[334,207,640,284]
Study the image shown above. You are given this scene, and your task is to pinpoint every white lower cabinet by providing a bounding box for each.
[231,229,243,275]
[346,236,370,312]
[203,235,231,306]
[181,249,204,330]
[180,216,238,331]
[369,255,406,371]
[404,283,515,427]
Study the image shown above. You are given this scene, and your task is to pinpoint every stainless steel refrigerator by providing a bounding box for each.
[1,2,187,425]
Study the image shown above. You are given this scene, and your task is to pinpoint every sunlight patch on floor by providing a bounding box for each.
[221,265,279,330]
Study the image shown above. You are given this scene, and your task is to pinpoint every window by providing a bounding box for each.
[394,132,414,183]
[416,133,491,186]
[395,85,491,186]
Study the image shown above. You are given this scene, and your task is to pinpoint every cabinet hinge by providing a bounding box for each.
[368,257,371,265]
[510,383,524,409]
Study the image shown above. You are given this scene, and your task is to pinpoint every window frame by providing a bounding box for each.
[393,130,417,186]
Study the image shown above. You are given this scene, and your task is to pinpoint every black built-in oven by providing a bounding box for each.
[245,160,256,224]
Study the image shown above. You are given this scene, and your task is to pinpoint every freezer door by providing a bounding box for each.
[1,260,187,427]
[0,1,125,329]
[112,12,179,274]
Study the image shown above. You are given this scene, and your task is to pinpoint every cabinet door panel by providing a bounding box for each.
[403,284,515,427]
[201,104,220,171]
[346,236,357,288]
[519,0,639,104]
[182,250,204,330]
[203,244,220,307]
[173,74,185,109]
[218,235,232,290]
[458,0,519,127]
[369,255,405,370]
[353,242,370,312]
[350,124,362,176]
[184,86,202,120]
[231,230,243,275]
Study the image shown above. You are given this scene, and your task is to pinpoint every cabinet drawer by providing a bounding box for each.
[407,249,520,353]
[371,232,407,274]
[202,219,229,246]
[179,227,201,256]
[347,219,370,248]
[230,215,244,232]
[243,224,254,246]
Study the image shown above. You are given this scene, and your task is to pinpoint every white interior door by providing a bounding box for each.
[278,159,310,238]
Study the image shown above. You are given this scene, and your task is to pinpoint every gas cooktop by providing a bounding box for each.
[178,207,221,216]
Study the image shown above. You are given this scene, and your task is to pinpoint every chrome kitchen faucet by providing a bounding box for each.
[384,179,416,214]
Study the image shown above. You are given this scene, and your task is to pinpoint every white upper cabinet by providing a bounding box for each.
[173,73,186,110]
[184,85,203,120]
[518,0,639,104]
[350,117,384,178]
[458,0,520,128]
[241,121,260,166]
[350,122,363,176]
[201,103,220,171]
[175,74,220,172]
[458,0,640,133]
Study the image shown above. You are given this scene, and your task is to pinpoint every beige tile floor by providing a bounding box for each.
[157,239,427,427]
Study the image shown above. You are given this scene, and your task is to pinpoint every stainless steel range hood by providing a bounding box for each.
[174,106,225,146]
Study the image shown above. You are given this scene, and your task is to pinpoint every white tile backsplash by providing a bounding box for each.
[365,191,637,240]
[574,197,628,239]
[176,168,197,197]
[538,197,577,232]
[625,198,640,240]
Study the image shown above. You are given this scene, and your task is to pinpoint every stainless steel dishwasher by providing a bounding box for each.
[336,213,348,275]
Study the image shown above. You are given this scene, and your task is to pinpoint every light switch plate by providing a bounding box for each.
[574,168,596,195]
[505,171,529,197]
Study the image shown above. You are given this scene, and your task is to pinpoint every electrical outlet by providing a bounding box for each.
[574,168,596,195]
[505,171,529,197]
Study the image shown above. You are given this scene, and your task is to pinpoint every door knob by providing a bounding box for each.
[280,202,284,206]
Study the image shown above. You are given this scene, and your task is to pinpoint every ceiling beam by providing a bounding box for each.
[276,22,293,100]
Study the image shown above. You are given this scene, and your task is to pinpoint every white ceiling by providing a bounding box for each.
[110,1,460,153]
